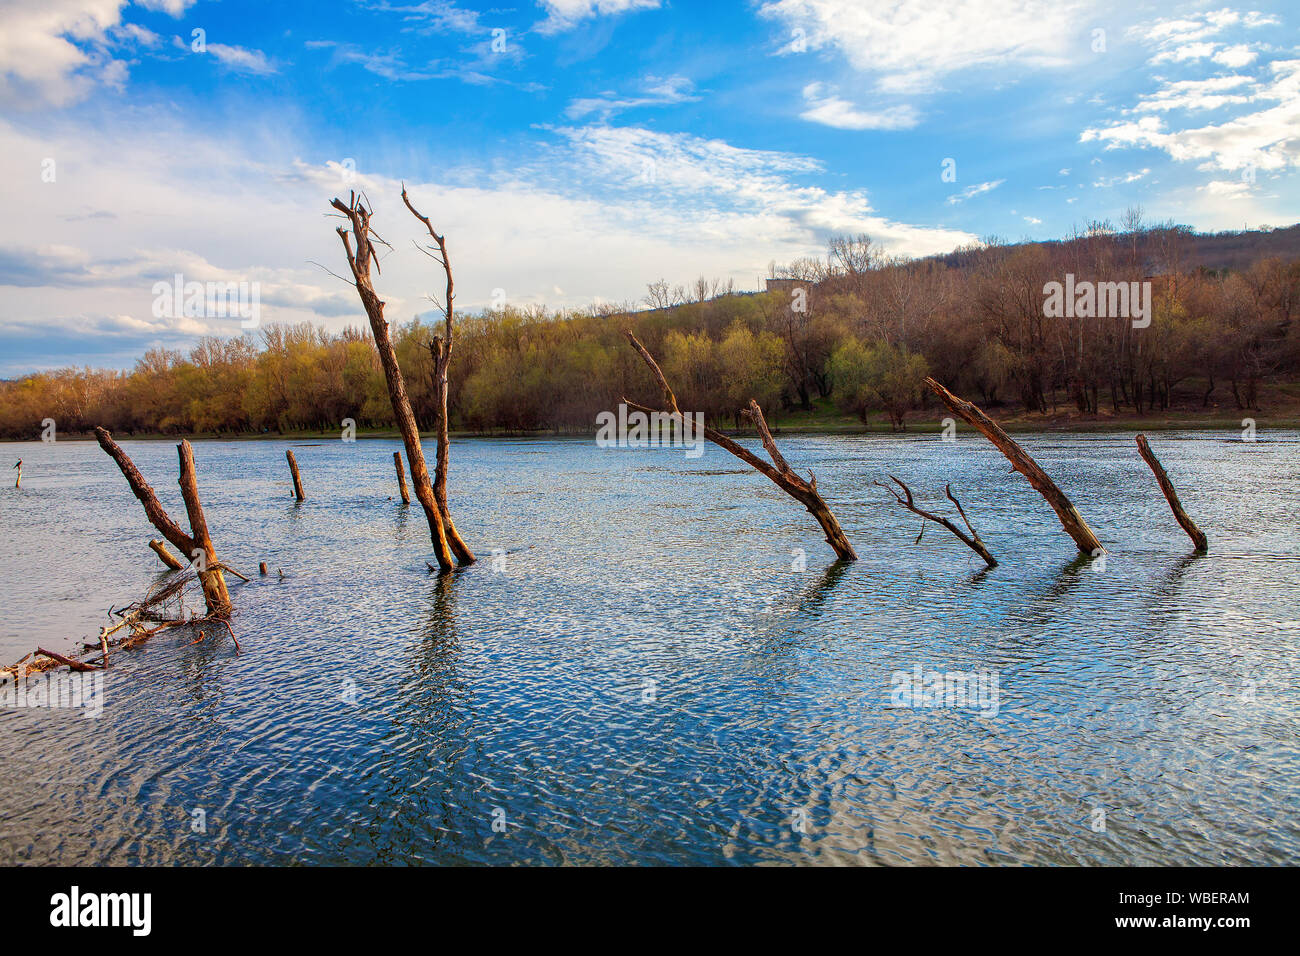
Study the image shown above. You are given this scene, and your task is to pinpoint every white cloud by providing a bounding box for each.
[1130,75,1253,113]
[1200,179,1251,198]
[565,75,698,119]
[946,179,1005,205]
[207,43,276,76]
[1082,60,1300,172]
[1213,44,1259,68]
[535,0,660,34]
[0,0,192,107]
[760,0,1088,92]
[799,82,919,130]
[0,110,975,371]
[1138,8,1271,66]
[0,0,125,106]
[135,0,196,14]
[1092,167,1150,187]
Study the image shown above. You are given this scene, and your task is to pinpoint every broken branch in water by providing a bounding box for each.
[1135,434,1208,553]
[875,476,998,568]
[623,330,857,561]
[149,538,184,571]
[923,377,1104,556]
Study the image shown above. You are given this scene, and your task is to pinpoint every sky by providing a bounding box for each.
[0,0,1297,374]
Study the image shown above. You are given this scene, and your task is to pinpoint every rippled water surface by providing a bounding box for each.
[1,431,1298,865]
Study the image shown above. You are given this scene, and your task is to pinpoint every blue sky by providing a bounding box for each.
[1,0,1297,374]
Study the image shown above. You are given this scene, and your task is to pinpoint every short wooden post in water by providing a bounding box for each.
[286,449,305,501]
[13,459,20,489]
[394,451,410,504]
[1135,434,1208,553]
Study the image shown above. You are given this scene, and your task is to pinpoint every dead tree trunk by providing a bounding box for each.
[13,459,19,489]
[625,331,856,560]
[394,451,410,504]
[876,477,997,568]
[149,538,184,570]
[286,449,305,500]
[401,185,474,565]
[94,427,232,617]
[1135,434,1208,552]
[330,192,456,572]
[924,377,1104,555]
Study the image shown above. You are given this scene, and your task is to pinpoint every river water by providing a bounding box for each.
[1,431,1297,865]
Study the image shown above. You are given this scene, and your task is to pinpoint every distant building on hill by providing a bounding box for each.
[764,277,799,294]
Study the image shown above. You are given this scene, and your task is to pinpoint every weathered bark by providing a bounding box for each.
[330,192,455,571]
[177,440,233,616]
[401,186,475,565]
[924,377,1104,556]
[149,538,184,571]
[1135,434,1208,552]
[876,477,998,568]
[94,427,231,617]
[393,451,410,504]
[625,330,856,560]
[286,449,306,500]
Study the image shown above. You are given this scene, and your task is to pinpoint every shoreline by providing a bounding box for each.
[4,413,1295,443]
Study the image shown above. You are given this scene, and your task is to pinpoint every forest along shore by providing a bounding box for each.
[3,224,1298,442]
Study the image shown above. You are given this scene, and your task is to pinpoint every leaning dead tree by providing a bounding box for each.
[329,191,463,572]
[1135,434,1208,552]
[401,185,475,565]
[875,477,997,568]
[924,377,1104,556]
[94,427,232,617]
[624,331,856,560]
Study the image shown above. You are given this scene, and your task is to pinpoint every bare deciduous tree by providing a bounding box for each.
[329,191,458,572]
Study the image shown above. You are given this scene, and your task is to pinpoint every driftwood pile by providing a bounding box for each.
[1,568,236,682]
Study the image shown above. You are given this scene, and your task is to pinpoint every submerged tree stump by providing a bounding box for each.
[924,377,1104,556]
[394,451,410,505]
[13,459,20,489]
[286,449,306,501]
[1135,434,1208,552]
